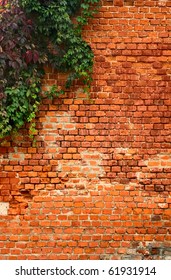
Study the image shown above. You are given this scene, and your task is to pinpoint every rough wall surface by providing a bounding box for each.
[0,0,171,259]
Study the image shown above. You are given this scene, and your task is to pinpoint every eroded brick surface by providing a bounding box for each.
[0,0,171,259]
[0,202,9,216]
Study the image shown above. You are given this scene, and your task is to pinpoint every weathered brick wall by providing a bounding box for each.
[0,0,171,259]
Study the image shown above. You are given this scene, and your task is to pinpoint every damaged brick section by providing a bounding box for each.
[148,245,171,260]
[0,170,33,215]
[0,147,33,215]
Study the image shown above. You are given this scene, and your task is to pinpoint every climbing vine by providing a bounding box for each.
[0,0,100,138]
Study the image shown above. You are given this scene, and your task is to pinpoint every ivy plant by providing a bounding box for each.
[0,0,100,139]
[0,4,46,138]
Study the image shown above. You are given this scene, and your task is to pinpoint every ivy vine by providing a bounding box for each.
[0,0,100,139]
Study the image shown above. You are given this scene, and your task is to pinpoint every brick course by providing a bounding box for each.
[0,0,171,259]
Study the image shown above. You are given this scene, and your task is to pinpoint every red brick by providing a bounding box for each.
[114,0,124,7]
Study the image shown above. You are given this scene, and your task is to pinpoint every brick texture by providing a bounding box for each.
[0,0,171,259]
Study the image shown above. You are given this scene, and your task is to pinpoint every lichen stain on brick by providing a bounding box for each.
[41,112,77,156]
[136,153,171,192]
[145,153,171,169]
[0,202,9,216]
[158,0,168,6]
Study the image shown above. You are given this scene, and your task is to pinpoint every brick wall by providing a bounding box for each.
[0,0,171,259]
